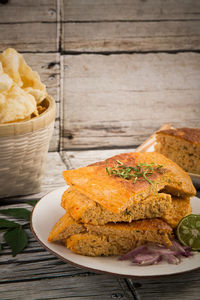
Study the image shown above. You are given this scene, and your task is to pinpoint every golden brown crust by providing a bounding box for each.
[157,128,200,146]
[63,152,195,214]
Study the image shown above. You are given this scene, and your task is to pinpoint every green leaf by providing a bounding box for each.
[26,200,38,207]
[0,208,31,221]
[0,219,20,229]
[4,226,28,257]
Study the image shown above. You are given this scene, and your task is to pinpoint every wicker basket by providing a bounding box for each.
[0,95,56,198]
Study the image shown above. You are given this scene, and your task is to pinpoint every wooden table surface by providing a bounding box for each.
[0,1,200,299]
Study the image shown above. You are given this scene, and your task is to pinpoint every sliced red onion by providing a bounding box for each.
[182,246,193,257]
[119,239,193,266]
[119,245,147,260]
[147,243,176,256]
[132,253,160,266]
[163,254,180,264]
[170,240,193,257]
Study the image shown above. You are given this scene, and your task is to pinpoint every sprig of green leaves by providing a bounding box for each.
[0,204,34,257]
[106,160,163,185]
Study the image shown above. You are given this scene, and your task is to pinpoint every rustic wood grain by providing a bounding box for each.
[62,53,200,150]
[0,23,58,52]
[0,275,133,300]
[0,0,57,23]
[128,270,200,300]
[61,149,130,169]
[63,20,200,52]
[63,0,200,52]
[64,0,200,21]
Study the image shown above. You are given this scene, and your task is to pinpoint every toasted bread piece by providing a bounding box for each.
[48,211,85,242]
[155,128,200,174]
[62,188,172,225]
[161,196,192,228]
[66,219,173,256]
[63,152,195,214]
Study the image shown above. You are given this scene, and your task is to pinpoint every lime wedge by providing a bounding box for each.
[177,214,200,251]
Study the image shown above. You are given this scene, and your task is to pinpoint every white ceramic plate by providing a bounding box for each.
[31,186,200,278]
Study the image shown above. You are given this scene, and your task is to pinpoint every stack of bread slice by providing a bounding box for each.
[48,152,196,256]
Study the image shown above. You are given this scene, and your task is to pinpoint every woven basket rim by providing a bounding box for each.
[0,95,56,136]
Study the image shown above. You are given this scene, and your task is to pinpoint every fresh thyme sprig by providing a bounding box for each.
[106,160,163,185]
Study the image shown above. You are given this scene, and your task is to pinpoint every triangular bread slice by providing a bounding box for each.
[65,218,173,256]
[48,211,173,255]
[61,188,172,225]
[63,152,196,214]
[62,188,192,228]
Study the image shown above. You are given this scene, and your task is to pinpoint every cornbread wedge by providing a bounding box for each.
[65,219,173,256]
[62,188,172,225]
[155,128,200,174]
[63,152,195,214]
[48,211,84,242]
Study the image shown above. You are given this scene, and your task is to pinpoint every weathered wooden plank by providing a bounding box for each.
[129,270,200,300]
[0,0,56,22]
[63,20,200,52]
[0,23,58,52]
[0,275,133,300]
[61,149,131,169]
[64,0,200,21]
[23,53,60,151]
[62,53,200,150]
[0,235,88,281]
[38,152,65,193]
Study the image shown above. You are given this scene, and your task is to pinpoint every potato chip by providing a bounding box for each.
[0,48,47,124]
[0,48,47,104]
[0,62,13,92]
[0,85,37,124]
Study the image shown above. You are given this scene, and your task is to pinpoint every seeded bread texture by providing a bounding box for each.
[155,128,200,174]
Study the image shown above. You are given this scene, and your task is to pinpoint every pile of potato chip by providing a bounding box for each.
[0,48,47,124]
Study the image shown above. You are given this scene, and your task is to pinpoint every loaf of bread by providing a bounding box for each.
[155,128,200,174]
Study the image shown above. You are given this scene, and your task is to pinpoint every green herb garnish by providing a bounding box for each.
[106,160,163,186]
[4,226,28,257]
[0,208,31,221]
[0,205,34,257]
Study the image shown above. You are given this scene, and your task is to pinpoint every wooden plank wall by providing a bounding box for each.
[0,0,200,151]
